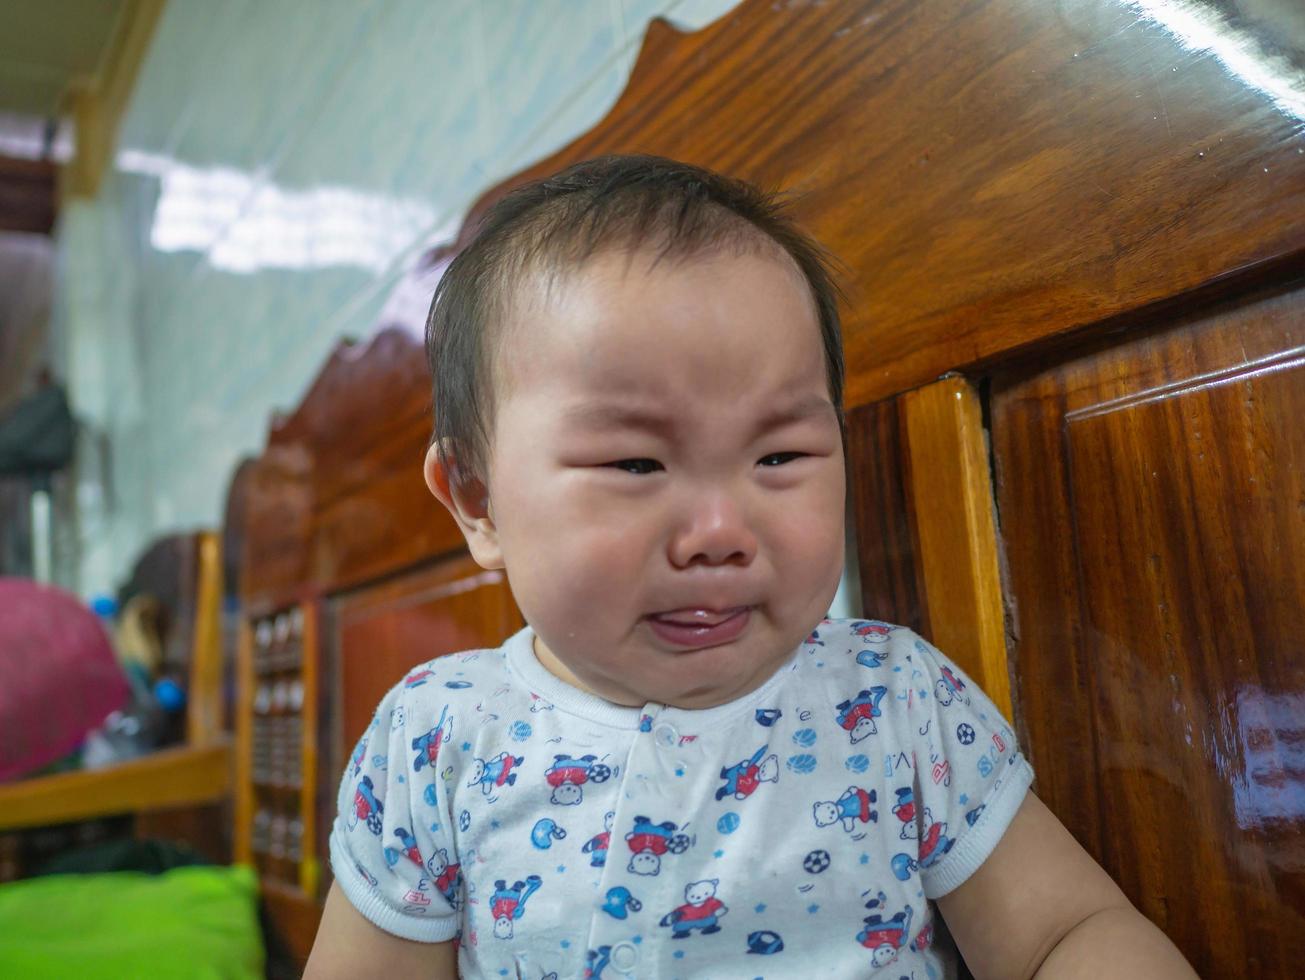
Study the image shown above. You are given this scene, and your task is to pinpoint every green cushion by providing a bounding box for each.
[0,863,264,979]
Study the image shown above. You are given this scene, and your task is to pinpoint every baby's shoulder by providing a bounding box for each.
[375,644,513,730]
[397,644,508,692]
[799,616,926,679]
[789,618,950,731]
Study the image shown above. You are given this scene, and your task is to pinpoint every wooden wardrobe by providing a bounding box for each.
[232,0,1304,972]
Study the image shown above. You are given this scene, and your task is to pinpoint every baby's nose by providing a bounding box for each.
[669,494,757,568]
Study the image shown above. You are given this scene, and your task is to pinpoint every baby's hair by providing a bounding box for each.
[425,153,847,494]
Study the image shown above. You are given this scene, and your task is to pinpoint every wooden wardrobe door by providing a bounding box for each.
[330,556,524,761]
[991,280,1305,976]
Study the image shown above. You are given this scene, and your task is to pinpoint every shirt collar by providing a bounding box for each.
[503,623,804,733]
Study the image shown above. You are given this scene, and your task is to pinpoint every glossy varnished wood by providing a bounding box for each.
[848,379,1012,721]
[428,0,1305,409]
[298,600,321,899]
[233,616,254,867]
[328,555,524,763]
[222,458,255,598]
[990,279,1305,976]
[187,532,226,747]
[241,328,465,610]
[901,378,1011,722]
[235,598,327,964]
[240,439,314,609]
[847,394,926,634]
[0,742,232,832]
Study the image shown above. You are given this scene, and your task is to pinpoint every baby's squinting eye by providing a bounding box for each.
[604,454,806,474]
[759,452,806,467]
[606,459,662,475]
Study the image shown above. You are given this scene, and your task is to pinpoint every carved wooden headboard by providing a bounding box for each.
[232,0,1305,970]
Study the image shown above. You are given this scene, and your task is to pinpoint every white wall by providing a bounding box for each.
[52,0,745,597]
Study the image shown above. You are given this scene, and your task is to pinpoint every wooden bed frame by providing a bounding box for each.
[231,0,1305,971]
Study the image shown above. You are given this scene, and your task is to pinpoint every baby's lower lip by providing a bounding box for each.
[645,607,751,649]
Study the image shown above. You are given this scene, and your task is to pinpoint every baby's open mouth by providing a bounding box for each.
[648,606,750,627]
[645,607,752,649]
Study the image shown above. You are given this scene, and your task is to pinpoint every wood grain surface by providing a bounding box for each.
[991,278,1305,976]
[431,0,1305,408]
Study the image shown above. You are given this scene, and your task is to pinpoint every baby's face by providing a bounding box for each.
[485,245,846,709]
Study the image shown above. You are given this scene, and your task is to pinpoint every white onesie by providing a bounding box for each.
[329,617,1034,978]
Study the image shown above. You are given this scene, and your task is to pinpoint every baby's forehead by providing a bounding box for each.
[486,242,829,420]
[506,232,803,312]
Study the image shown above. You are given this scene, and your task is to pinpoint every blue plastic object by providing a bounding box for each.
[153,678,187,713]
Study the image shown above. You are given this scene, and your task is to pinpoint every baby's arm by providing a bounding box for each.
[937,793,1196,978]
[304,880,457,979]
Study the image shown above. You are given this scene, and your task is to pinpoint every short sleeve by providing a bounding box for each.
[327,676,462,942]
[902,632,1034,899]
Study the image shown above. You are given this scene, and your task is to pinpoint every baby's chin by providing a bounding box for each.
[586,648,792,710]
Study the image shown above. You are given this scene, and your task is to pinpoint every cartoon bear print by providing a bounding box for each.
[917,809,954,869]
[467,751,524,797]
[490,874,542,939]
[349,774,384,834]
[387,827,422,868]
[934,665,971,707]
[411,705,452,773]
[582,811,615,867]
[544,753,612,806]
[851,619,896,643]
[835,687,888,744]
[891,786,918,839]
[857,891,914,967]
[890,787,955,867]
[812,786,878,832]
[805,618,833,646]
[659,879,728,938]
[715,744,779,802]
[424,847,463,910]
[851,618,895,670]
[625,815,692,877]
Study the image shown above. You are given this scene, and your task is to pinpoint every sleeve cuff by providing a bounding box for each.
[328,829,460,943]
[922,756,1035,899]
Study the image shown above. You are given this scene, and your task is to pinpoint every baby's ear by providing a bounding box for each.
[423,441,504,570]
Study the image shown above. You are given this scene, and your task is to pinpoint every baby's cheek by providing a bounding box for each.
[558,533,646,603]
[787,529,846,611]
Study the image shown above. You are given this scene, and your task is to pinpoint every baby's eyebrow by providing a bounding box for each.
[561,395,835,439]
